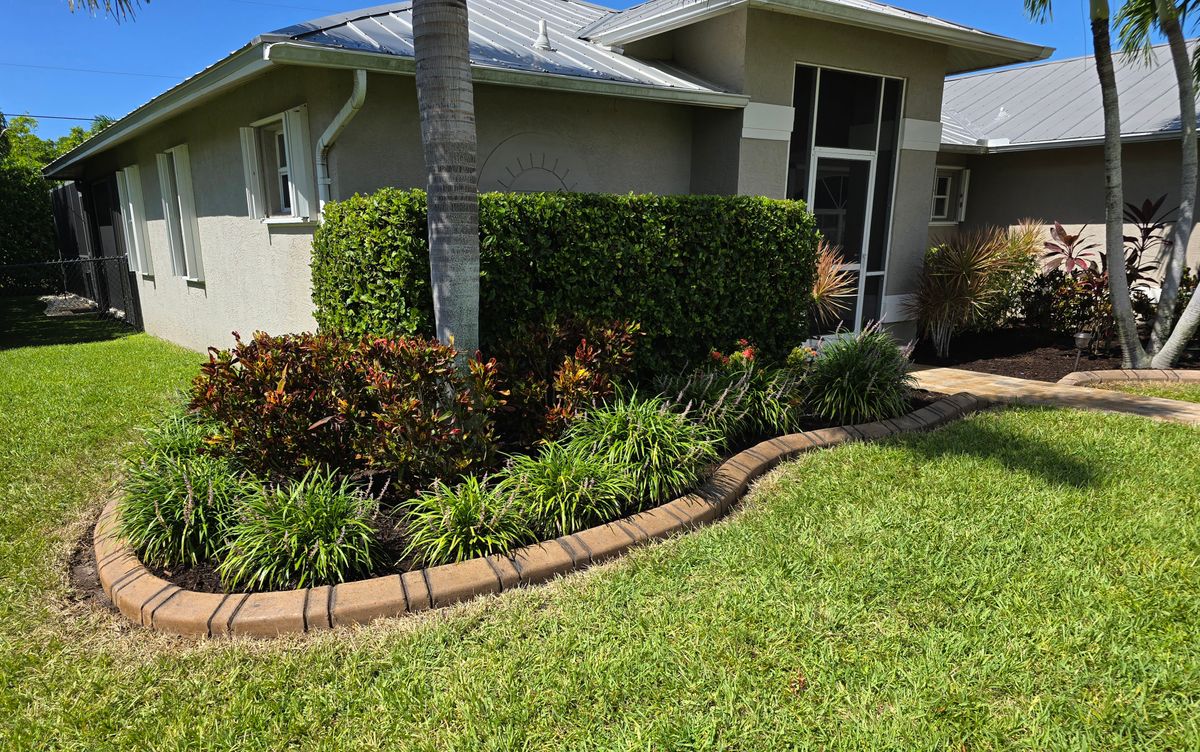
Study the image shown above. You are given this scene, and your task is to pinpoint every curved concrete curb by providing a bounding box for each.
[94,393,988,638]
[1058,368,1200,386]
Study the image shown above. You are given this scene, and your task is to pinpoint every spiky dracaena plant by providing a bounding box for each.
[218,468,379,591]
[810,240,858,328]
[909,227,1035,358]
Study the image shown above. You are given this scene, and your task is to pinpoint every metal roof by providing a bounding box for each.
[942,41,1197,151]
[581,0,986,40]
[576,0,1051,74]
[266,0,730,96]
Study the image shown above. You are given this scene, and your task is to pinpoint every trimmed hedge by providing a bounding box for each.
[312,190,819,375]
[0,165,57,295]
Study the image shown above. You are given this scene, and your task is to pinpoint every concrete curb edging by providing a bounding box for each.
[1058,368,1200,386]
[94,393,989,639]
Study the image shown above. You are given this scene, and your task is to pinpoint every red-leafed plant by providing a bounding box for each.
[1041,222,1101,274]
[490,318,640,446]
[190,332,501,498]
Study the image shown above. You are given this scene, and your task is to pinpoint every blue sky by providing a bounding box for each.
[2,0,1099,140]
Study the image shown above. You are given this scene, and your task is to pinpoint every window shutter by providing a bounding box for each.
[239,126,265,219]
[171,144,204,281]
[124,164,152,275]
[957,168,971,223]
[283,105,314,219]
[114,170,138,274]
[156,152,185,277]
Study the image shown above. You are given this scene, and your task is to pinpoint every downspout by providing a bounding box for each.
[316,68,367,217]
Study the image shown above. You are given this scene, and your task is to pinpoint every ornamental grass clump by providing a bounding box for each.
[403,476,533,566]
[565,394,718,509]
[805,325,915,425]
[118,453,246,568]
[498,442,636,538]
[218,468,379,591]
[118,408,243,567]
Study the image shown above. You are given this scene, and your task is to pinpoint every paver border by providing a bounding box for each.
[1058,368,1200,387]
[94,392,989,638]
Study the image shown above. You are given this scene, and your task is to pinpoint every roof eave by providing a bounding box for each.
[265,41,749,109]
[582,0,1052,72]
[44,44,274,180]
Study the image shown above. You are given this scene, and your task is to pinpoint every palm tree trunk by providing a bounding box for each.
[1150,0,1199,366]
[1091,0,1150,367]
[412,0,480,361]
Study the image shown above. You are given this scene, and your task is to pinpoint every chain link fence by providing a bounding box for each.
[0,256,142,329]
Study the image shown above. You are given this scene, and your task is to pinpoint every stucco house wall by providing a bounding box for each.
[932,140,1200,273]
[72,67,698,352]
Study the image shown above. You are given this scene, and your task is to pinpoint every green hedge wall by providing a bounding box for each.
[312,190,819,375]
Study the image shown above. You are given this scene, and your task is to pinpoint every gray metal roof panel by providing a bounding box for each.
[268,0,725,94]
[579,0,1012,41]
[942,41,1197,148]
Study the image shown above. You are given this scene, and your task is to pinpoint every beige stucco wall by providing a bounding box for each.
[940,140,1200,273]
[737,10,950,310]
[77,67,695,352]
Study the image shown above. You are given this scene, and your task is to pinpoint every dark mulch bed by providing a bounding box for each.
[913,329,1126,383]
[141,391,945,595]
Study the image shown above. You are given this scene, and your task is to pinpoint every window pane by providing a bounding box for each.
[276,131,288,168]
[867,78,902,273]
[787,65,817,201]
[815,69,881,151]
[280,173,291,212]
[860,275,884,329]
[812,157,872,265]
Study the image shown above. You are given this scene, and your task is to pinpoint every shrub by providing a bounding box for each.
[403,476,533,565]
[190,332,501,497]
[659,361,804,444]
[218,468,379,590]
[805,326,915,425]
[492,317,640,445]
[565,394,718,509]
[118,453,245,568]
[910,225,1041,358]
[498,442,635,538]
[312,190,820,376]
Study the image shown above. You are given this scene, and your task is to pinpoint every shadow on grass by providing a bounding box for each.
[0,296,135,351]
[899,412,1101,489]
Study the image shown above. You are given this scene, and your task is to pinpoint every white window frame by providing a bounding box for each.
[241,105,314,222]
[930,165,970,226]
[115,165,152,276]
[156,144,204,282]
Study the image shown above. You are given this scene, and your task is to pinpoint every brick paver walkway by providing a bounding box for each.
[914,367,1200,427]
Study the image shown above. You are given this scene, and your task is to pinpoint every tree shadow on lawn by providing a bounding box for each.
[897,411,1102,490]
[0,297,135,351]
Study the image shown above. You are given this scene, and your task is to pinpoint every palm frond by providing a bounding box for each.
[68,0,143,20]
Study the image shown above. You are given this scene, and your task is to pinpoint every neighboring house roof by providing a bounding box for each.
[942,40,1199,153]
[46,0,1047,179]
[577,0,1051,75]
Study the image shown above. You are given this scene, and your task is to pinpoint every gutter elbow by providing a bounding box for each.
[316,68,368,216]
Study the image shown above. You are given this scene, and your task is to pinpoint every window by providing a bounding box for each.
[930,167,970,225]
[115,165,152,276]
[156,144,204,281]
[240,105,314,221]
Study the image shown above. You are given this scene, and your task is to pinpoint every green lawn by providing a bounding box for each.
[2,297,1199,750]
[1093,380,1200,404]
